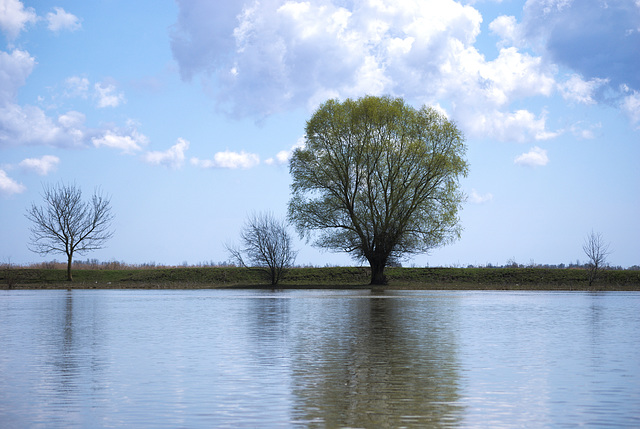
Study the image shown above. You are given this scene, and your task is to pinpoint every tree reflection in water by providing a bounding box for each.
[288,293,465,428]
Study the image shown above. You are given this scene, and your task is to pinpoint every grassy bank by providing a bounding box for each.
[2,266,640,290]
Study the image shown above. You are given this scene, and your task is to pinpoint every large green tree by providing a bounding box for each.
[288,95,468,285]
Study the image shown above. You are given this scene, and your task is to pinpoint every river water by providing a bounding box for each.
[1,289,638,428]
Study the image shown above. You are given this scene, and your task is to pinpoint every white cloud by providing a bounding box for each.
[191,150,260,169]
[467,109,557,143]
[470,189,493,204]
[264,150,289,166]
[621,89,640,128]
[0,169,25,195]
[94,82,125,108]
[67,77,125,108]
[57,110,85,129]
[18,155,60,175]
[483,48,555,102]
[92,127,147,154]
[64,76,90,98]
[172,0,484,115]
[143,138,190,169]
[170,0,560,142]
[0,0,36,40]
[489,15,523,47]
[559,74,608,105]
[514,146,549,167]
[265,137,305,165]
[0,51,138,150]
[46,7,81,33]
[0,101,90,148]
[1,104,65,147]
[0,49,35,104]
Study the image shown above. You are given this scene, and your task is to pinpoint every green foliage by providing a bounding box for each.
[288,95,468,284]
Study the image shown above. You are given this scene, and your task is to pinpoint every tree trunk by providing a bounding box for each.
[369,259,388,285]
[66,253,73,281]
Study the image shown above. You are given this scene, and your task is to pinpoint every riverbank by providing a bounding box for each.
[3,266,640,290]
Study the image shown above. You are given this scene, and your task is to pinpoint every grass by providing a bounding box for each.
[2,265,640,290]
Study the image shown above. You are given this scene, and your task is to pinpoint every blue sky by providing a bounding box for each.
[1,0,638,268]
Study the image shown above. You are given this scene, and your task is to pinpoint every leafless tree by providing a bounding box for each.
[26,182,114,281]
[582,230,611,287]
[2,257,17,289]
[227,212,297,286]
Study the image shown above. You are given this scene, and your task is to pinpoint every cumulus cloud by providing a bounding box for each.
[0,6,148,156]
[489,15,524,47]
[0,104,86,147]
[0,49,89,148]
[0,49,35,105]
[57,110,85,128]
[514,146,549,167]
[19,155,60,175]
[467,109,557,142]
[0,169,25,195]
[170,0,640,136]
[92,125,147,154]
[470,189,493,204]
[170,0,485,117]
[143,138,190,169]
[264,137,305,165]
[621,89,640,128]
[559,74,609,105]
[1,100,144,150]
[66,77,128,109]
[191,150,260,169]
[0,50,137,150]
[171,0,563,141]
[46,7,81,33]
[264,149,290,166]
[0,0,36,40]
[94,82,125,108]
[64,76,90,98]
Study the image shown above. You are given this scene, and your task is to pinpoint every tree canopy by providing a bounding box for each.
[288,95,468,285]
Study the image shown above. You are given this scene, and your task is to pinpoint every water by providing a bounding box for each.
[1,290,638,428]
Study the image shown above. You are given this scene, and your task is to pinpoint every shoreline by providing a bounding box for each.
[5,282,640,292]
[3,266,640,291]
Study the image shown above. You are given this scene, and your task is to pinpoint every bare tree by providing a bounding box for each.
[227,212,297,286]
[2,257,17,289]
[26,182,114,281]
[582,230,611,287]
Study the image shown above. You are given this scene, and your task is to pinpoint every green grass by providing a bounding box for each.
[3,266,640,290]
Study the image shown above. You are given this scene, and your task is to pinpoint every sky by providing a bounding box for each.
[0,0,638,269]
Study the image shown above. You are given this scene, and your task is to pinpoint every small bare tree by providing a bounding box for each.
[582,230,611,287]
[26,182,114,281]
[227,212,297,286]
[2,257,17,289]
